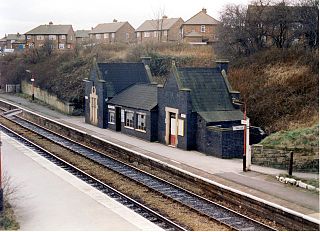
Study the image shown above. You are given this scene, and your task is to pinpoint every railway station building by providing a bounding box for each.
[84,59,245,158]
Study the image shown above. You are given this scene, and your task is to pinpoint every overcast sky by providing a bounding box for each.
[0,0,249,38]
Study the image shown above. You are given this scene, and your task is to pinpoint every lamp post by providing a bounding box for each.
[25,70,35,101]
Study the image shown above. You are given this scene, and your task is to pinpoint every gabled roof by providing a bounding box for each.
[25,24,73,35]
[95,63,151,98]
[6,34,25,42]
[184,10,219,25]
[173,67,243,122]
[108,83,157,111]
[75,30,90,38]
[89,22,127,34]
[136,18,182,31]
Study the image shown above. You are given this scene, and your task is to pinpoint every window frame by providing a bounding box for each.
[200,25,206,33]
[136,113,146,132]
[58,43,65,49]
[49,35,56,40]
[144,32,150,38]
[108,110,115,124]
[124,110,134,129]
[104,33,109,39]
[61,35,66,40]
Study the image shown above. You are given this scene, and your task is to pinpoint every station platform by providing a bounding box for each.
[0,93,319,221]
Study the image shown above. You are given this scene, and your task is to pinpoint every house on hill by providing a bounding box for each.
[181,8,220,44]
[89,20,135,44]
[25,22,75,49]
[84,58,152,128]
[136,16,184,43]
[75,30,90,45]
[0,33,26,50]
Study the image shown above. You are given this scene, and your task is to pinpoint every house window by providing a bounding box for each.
[137,113,146,131]
[104,33,109,39]
[109,110,115,124]
[61,35,66,39]
[67,44,71,49]
[59,43,65,49]
[163,30,168,36]
[26,35,31,40]
[70,35,73,40]
[96,34,101,39]
[126,33,129,40]
[36,35,44,40]
[111,33,115,38]
[125,111,134,128]
[49,35,56,40]
[144,32,150,38]
[201,25,206,33]
[154,31,157,37]
[137,32,141,38]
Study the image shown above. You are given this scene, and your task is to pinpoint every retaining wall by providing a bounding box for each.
[252,145,319,173]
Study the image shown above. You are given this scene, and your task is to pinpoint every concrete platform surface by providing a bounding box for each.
[0,94,319,221]
[2,133,163,231]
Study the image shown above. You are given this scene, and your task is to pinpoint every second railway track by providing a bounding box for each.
[0,112,275,231]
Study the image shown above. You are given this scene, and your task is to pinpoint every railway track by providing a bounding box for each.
[0,121,185,231]
[1,112,274,231]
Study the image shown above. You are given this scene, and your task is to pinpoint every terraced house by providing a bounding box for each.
[181,8,220,44]
[25,22,75,49]
[75,30,90,45]
[0,33,25,50]
[89,20,135,44]
[136,16,184,43]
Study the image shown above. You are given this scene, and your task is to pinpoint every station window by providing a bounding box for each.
[109,110,115,124]
[137,113,146,131]
[125,111,134,128]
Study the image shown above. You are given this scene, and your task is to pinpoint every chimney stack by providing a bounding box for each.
[216,60,229,74]
[162,15,168,19]
[202,8,207,14]
[49,21,53,25]
[113,19,118,22]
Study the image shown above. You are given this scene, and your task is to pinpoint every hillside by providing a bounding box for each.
[0,45,318,139]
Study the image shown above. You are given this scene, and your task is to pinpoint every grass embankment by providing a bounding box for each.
[260,123,319,150]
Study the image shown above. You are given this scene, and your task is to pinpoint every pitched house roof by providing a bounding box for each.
[136,18,182,31]
[6,34,25,42]
[108,83,157,110]
[95,62,151,98]
[25,23,73,35]
[89,22,127,34]
[173,67,243,122]
[75,30,90,38]
[184,9,219,25]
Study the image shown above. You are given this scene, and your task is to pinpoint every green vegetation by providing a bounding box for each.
[260,123,319,149]
[0,201,20,230]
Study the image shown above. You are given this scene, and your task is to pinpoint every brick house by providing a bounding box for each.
[181,8,220,44]
[136,16,184,43]
[75,30,90,46]
[157,60,244,158]
[84,59,152,128]
[89,20,135,44]
[0,33,26,50]
[25,22,75,50]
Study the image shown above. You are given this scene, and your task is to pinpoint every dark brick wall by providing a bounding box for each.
[107,105,157,141]
[196,117,244,158]
[157,73,195,150]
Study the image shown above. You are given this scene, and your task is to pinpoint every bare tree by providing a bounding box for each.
[151,7,166,42]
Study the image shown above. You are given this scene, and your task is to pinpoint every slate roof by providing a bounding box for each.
[136,18,182,31]
[108,84,157,111]
[75,30,90,38]
[25,24,72,35]
[184,10,219,25]
[96,63,151,98]
[6,34,25,42]
[175,67,243,122]
[90,22,127,34]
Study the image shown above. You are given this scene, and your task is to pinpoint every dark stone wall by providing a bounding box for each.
[157,72,195,150]
[107,105,155,141]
